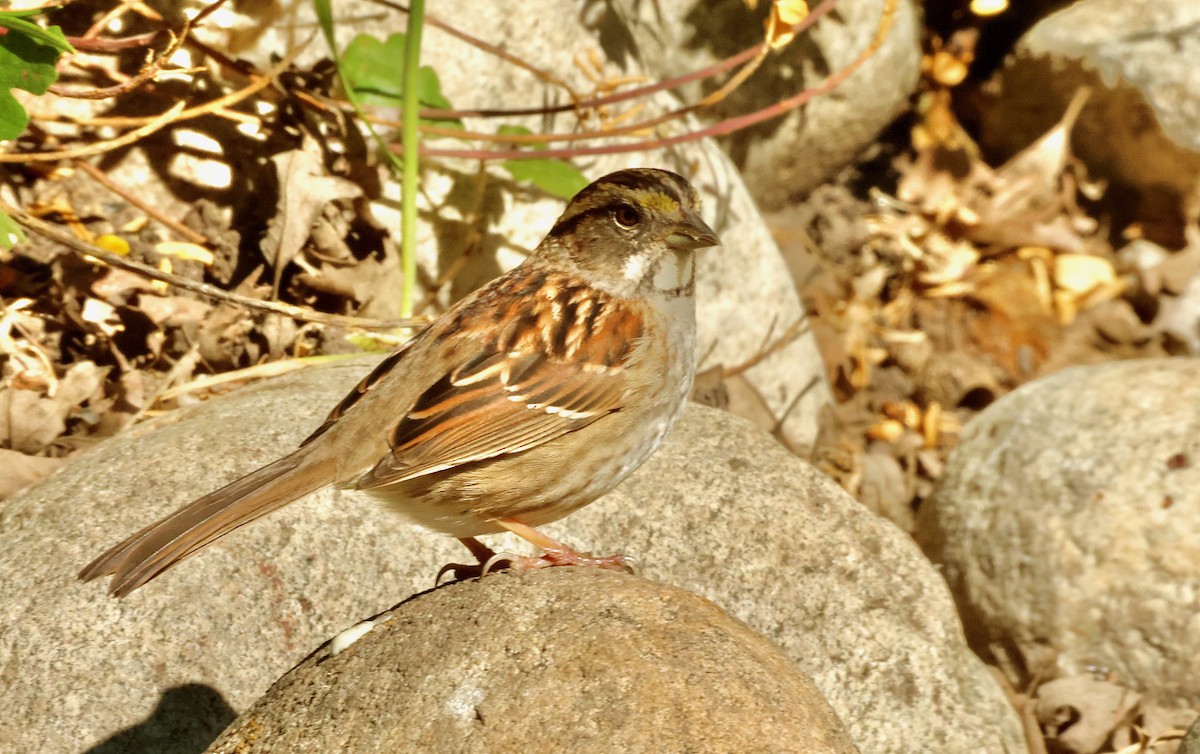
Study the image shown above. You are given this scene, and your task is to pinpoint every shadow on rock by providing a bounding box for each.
[84,684,235,754]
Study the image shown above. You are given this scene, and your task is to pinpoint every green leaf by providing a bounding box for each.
[341,33,458,127]
[415,66,452,111]
[497,124,584,198]
[496,124,531,136]
[0,19,67,139]
[502,159,588,200]
[496,123,547,149]
[341,33,403,106]
[312,0,335,50]
[0,89,28,139]
[0,12,74,55]
[0,207,26,249]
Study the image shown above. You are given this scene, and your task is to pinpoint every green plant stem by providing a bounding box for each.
[399,0,425,319]
[313,0,410,320]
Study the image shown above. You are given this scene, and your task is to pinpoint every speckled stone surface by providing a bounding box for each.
[207,569,859,753]
[918,358,1200,705]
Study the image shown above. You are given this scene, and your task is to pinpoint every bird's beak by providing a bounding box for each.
[666,209,720,251]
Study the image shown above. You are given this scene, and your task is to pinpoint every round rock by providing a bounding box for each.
[976,0,1200,241]
[206,569,858,753]
[917,358,1200,705]
[2,359,1023,753]
[614,0,922,210]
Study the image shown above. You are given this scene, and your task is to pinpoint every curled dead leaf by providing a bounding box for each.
[866,418,905,443]
[1035,677,1140,754]
[970,0,1008,17]
[155,241,215,265]
[0,448,66,500]
[764,0,809,50]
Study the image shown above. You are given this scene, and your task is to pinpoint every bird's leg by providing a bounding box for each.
[435,537,513,584]
[458,536,498,563]
[437,527,635,584]
[495,519,636,573]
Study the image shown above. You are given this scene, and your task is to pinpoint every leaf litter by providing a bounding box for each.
[0,3,1197,750]
[769,32,1199,754]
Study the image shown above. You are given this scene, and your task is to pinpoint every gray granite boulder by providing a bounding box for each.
[1183,714,1200,754]
[206,569,859,753]
[1,358,1024,753]
[917,358,1200,706]
[976,0,1200,241]
[614,0,922,209]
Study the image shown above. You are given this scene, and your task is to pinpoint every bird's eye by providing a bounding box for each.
[613,204,641,229]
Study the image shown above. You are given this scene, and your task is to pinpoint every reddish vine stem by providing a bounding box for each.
[58,31,162,52]
[51,24,189,99]
[417,0,894,160]
[393,0,836,121]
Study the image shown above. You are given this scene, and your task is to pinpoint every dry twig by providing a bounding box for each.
[3,203,426,332]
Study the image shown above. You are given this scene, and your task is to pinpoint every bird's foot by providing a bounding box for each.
[506,547,637,574]
[494,517,636,573]
[439,530,637,584]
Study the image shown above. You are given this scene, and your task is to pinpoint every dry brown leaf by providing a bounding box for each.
[97,369,146,435]
[967,261,1059,375]
[0,448,65,500]
[1053,254,1123,323]
[80,298,124,336]
[763,0,809,50]
[968,90,1093,253]
[1035,677,1141,754]
[0,361,108,453]
[155,241,215,265]
[918,234,980,289]
[1115,703,1196,753]
[866,419,904,442]
[136,294,213,328]
[90,267,158,300]
[262,135,363,293]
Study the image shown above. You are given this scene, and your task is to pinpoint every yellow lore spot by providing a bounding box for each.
[629,189,680,215]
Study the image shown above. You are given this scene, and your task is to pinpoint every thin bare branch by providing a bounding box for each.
[19,49,296,136]
[0,101,186,163]
[2,203,426,332]
[51,26,189,100]
[72,159,210,245]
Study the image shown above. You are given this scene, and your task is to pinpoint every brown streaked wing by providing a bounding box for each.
[299,332,425,447]
[355,294,644,489]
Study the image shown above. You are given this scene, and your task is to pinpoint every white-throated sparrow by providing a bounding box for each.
[81,168,719,596]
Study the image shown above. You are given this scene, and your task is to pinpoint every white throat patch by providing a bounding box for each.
[623,252,648,281]
[652,250,694,292]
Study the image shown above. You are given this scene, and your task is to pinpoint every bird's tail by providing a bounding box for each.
[79,450,332,597]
